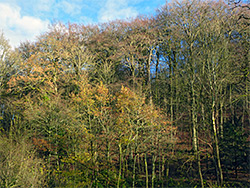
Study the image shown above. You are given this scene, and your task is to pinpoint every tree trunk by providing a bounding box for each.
[152,155,156,188]
[191,82,204,188]
[117,143,122,188]
[220,100,224,138]
[212,99,223,186]
[132,154,137,188]
[161,154,165,188]
[145,153,149,188]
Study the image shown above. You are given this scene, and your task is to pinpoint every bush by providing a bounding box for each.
[0,135,47,188]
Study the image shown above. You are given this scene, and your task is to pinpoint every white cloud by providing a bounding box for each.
[0,3,50,48]
[59,0,82,16]
[98,0,138,23]
[36,0,56,12]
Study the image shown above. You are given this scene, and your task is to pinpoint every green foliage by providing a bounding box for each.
[0,136,47,188]
[220,117,249,176]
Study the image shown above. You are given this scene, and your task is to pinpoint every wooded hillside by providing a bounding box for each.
[0,0,249,187]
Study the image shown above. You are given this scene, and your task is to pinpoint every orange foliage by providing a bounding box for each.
[32,137,54,152]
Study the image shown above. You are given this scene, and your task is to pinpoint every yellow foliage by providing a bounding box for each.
[61,152,91,165]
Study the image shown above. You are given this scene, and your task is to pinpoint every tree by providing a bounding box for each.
[1,0,249,187]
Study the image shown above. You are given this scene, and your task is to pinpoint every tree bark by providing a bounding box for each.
[145,153,149,188]
[212,99,223,186]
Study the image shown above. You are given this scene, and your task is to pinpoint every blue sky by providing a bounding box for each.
[0,0,166,48]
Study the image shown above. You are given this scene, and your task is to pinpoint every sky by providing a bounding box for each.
[0,0,166,48]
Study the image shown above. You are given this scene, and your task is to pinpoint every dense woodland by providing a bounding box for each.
[0,0,249,187]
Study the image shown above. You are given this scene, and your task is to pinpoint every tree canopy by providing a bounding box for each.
[0,0,249,187]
